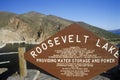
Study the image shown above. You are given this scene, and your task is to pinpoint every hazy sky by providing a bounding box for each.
[0,0,119,30]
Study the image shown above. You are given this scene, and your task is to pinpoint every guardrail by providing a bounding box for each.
[0,52,18,56]
[0,61,10,65]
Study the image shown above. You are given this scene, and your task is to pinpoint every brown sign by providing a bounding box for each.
[24,24,119,80]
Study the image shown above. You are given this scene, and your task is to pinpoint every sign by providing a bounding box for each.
[24,24,119,80]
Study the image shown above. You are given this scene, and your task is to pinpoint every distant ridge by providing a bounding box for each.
[109,29,120,35]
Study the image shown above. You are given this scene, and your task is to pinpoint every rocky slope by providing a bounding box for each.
[0,11,119,44]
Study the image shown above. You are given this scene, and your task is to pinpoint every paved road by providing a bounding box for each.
[0,52,19,80]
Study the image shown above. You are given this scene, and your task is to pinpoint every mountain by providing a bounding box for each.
[109,29,120,35]
[0,11,120,44]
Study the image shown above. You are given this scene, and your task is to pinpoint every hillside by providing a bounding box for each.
[0,11,119,44]
[0,12,17,28]
[77,22,120,39]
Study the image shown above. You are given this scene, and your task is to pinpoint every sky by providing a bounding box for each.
[0,0,119,30]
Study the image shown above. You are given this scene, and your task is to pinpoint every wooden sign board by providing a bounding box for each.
[24,24,119,80]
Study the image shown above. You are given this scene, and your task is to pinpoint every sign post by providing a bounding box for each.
[18,47,27,79]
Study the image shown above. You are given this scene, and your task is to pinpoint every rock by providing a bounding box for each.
[91,75,110,80]
[0,68,8,74]
[7,69,58,80]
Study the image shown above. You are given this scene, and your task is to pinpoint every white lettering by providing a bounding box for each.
[54,37,60,45]
[108,46,116,54]
[30,51,37,58]
[114,50,119,58]
[102,43,108,51]
[84,35,89,43]
[61,35,67,43]
[41,43,47,50]
[36,47,42,53]
[96,39,101,47]
[29,34,119,59]
[76,35,81,43]
[69,35,74,43]
[48,40,54,47]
